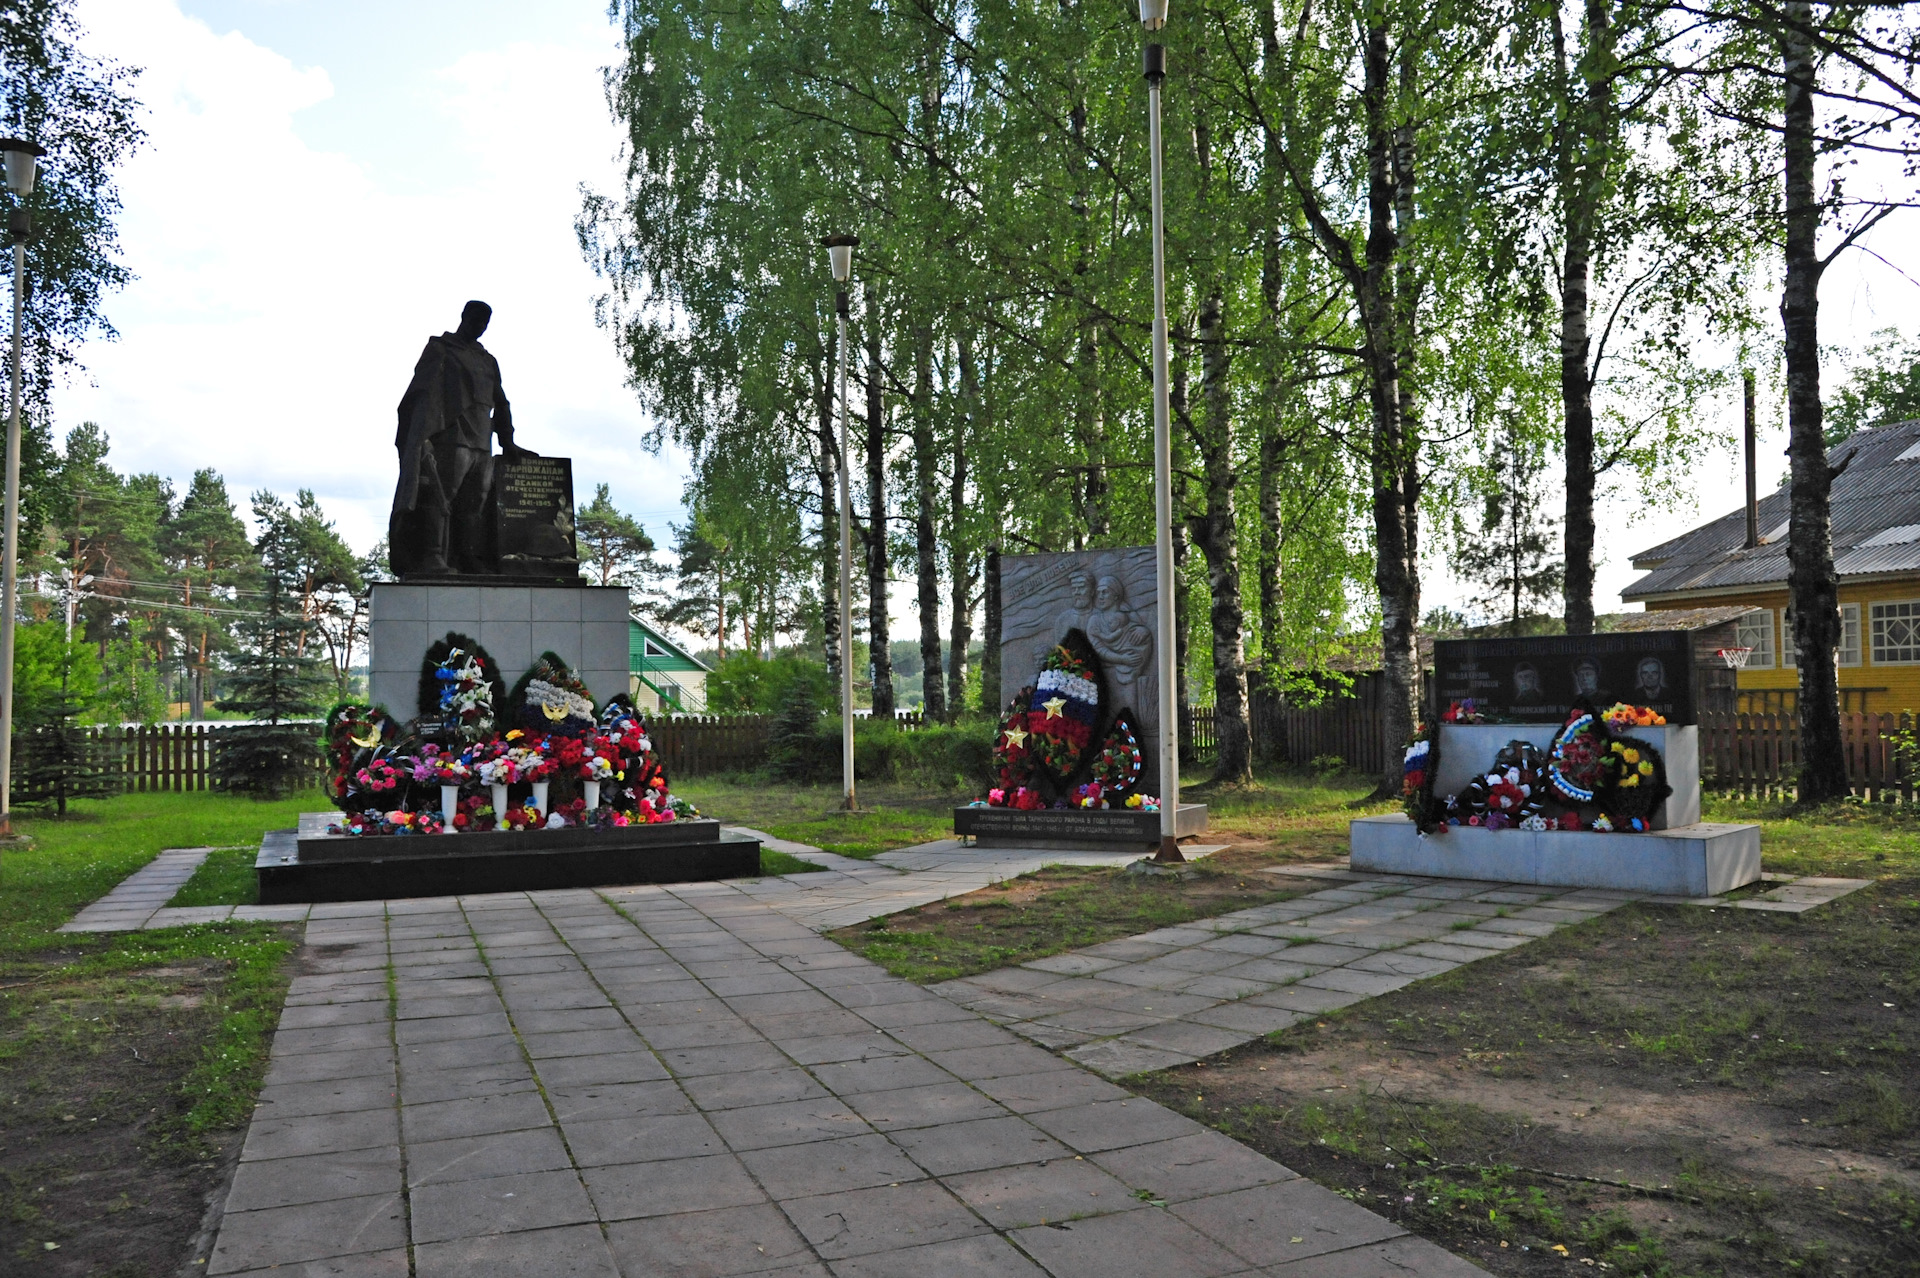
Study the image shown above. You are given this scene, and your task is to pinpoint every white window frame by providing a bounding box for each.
[1783,602,1861,668]
[1871,600,1920,665]
[1736,608,1776,669]
[644,638,667,657]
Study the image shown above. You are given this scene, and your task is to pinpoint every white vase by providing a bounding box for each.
[531,779,550,815]
[490,782,509,822]
[440,784,459,833]
[583,780,601,810]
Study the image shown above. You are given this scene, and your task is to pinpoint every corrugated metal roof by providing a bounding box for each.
[1622,418,1920,600]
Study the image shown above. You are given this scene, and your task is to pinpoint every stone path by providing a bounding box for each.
[57,833,1227,936]
[931,862,1876,1078]
[207,882,1482,1276]
[59,847,314,933]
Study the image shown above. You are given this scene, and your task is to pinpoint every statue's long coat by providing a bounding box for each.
[393,333,514,512]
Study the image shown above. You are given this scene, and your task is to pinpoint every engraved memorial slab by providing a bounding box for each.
[1433,631,1698,724]
[495,454,580,578]
[998,546,1161,795]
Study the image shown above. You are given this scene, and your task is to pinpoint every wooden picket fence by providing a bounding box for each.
[646,715,774,777]
[1695,709,1919,801]
[31,706,1916,798]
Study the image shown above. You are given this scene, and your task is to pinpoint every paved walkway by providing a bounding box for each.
[58,833,1227,936]
[932,863,1876,1078]
[207,882,1482,1276]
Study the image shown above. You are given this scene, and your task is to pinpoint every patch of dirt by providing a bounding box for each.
[1128,880,1920,1276]
[1,958,248,1275]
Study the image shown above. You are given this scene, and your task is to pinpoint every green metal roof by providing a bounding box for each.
[629,618,708,673]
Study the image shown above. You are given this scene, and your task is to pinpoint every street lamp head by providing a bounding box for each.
[0,140,44,198]
[1138,0,1169,31]
[821,233,859,283]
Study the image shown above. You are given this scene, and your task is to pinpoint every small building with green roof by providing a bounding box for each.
[629,617,710,713]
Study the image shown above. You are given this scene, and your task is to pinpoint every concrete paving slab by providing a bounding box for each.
[198,842,1488,1276]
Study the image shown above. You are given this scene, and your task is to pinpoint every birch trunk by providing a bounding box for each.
[1781,0,1846,802]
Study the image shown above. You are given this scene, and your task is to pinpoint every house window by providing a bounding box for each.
[658,681,681,709]
[1871,601,1920,664]
[644,638,667,657]
[1736,609,1775,668]
[1783,603,1862,668]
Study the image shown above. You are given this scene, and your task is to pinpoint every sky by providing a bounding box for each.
[50,0,1920,635]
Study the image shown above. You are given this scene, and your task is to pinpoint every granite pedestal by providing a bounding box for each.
[256,814,760,903]
[1349,814,1760,896]
[954,802,1209,850]
[367,580,630,714]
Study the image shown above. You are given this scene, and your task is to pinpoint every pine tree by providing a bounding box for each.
[210,573,329,798]
[13,623,118,816]
[1455,434,1564,635]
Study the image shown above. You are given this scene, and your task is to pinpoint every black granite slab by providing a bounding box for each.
[293,812,721,862]
[258,818,760,904]
[953,803,1209,848]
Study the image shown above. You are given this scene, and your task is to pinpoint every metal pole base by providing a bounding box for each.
[1152,833,1185,863]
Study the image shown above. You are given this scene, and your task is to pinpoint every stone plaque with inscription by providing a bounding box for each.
[998,547,1160,796]
[1433,631,1698,724]
[495,455,580,579]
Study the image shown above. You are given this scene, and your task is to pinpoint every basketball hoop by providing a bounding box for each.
[1717,647,1754,670]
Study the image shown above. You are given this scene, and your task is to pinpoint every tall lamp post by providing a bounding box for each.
[0,138,42,843]
[823,233,860,811]
[1139,2,1181,861]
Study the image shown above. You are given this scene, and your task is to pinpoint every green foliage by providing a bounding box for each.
[212,572,327,798]
[2,790,321,953]
[1829,330,1920,444]
[768,675,828,784]
[576,483,658,589]
[11,621,118,814]
[707,650,832,715]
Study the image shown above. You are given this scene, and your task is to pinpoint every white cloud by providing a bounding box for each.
[56,0,683,552]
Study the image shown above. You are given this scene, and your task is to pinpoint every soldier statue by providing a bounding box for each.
[388,300,536,577]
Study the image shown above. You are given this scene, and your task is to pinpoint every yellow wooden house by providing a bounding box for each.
[1622,418,1920,714]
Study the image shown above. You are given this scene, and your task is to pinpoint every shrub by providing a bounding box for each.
[708,651,833,715]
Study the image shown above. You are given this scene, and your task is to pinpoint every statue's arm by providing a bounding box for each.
[491,358,537,459]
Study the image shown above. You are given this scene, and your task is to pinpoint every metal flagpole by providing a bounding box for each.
[1143,29,1181,862]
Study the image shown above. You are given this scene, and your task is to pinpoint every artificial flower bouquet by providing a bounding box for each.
[1601,703,1666,730]
[411,744,472,787]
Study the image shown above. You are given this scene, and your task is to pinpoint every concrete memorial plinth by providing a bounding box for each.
[954,802,1210,850]
[366,580,630,716]
[1000,547,1167,798]
[971,547,1208,845]
[1350,815,1760,897]
[1434,722,1700,829]
[256,814,760,903]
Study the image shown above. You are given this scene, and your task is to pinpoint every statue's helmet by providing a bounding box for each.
[457,300,492,339]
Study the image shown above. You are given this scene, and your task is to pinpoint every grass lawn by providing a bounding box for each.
[825,769,1385,982]
[2,790,315,1270]
[674,775,973,857]
[1126,879,1920,1276]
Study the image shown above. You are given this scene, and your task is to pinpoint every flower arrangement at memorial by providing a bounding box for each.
[1024,639,1101,777]
[1439,700,1486,724]
[1089,711,1145,798]
[433,647,495,741]
[1419,704,1672,835]
[511,652,598,739]
[1602,703,1667,731]
[982,628,1168,811]
[411,743,473,787]
[324,657,695,837]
